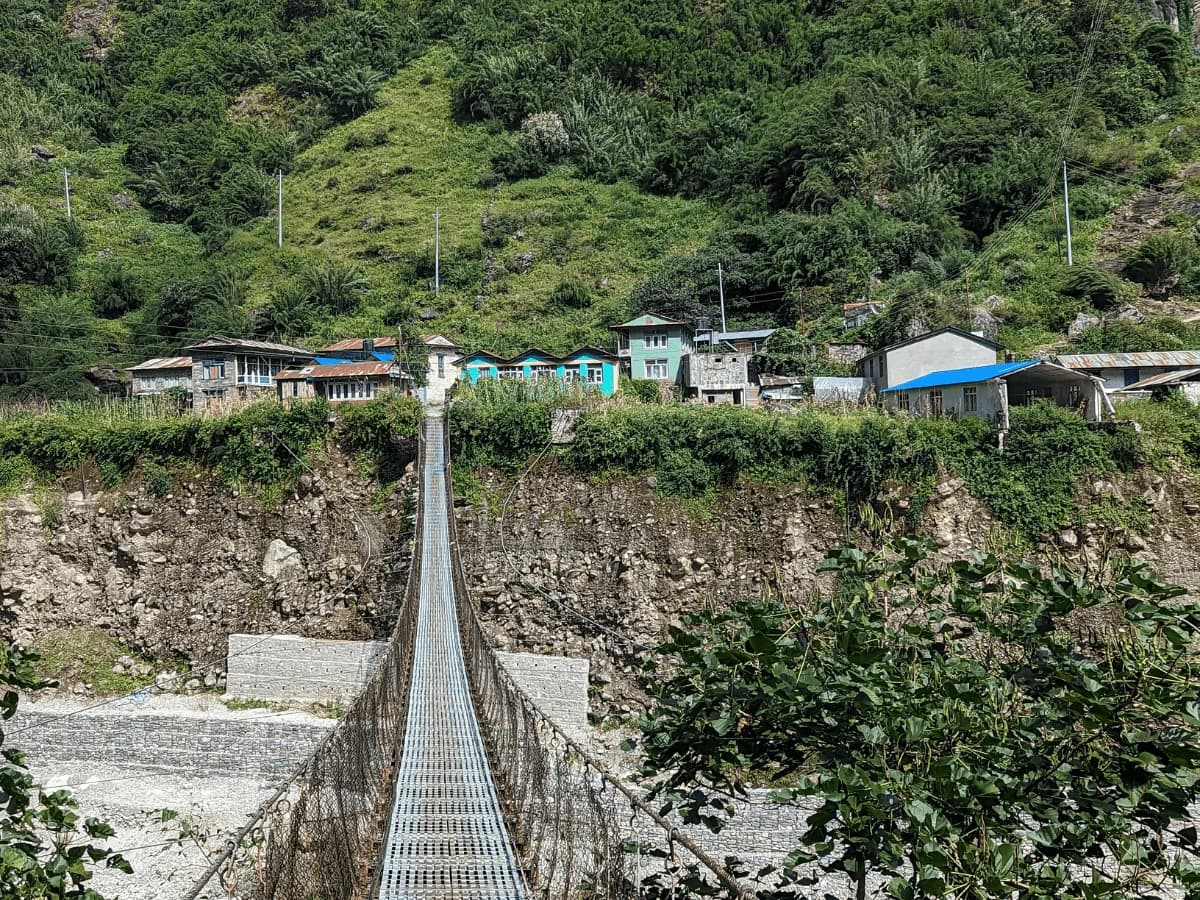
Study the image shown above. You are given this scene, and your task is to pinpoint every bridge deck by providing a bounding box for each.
[377,412,526,899]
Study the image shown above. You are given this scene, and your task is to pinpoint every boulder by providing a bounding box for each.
[1068,312,1101,341]
[262,538,303,581]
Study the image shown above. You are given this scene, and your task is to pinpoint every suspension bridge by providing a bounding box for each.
[188,410,753,899]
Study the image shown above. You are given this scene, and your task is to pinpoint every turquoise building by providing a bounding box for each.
[456,347,618,397]
[611,313,695,383]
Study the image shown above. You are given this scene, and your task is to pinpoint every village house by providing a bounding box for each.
[185,336,315,412]
[843,301,887,330]
[317,333,461,404]
[126,356,193,398]
[695,328,776,354]
[1054,351,1200,393]
[883,361,1112,426]
[456,347,619,396]
[681,350,756,405]
[1113,368,1200,403]
[276,360,410,404]
[857,327,1002,395]
[422,334,461,405]
[611,313,695,383]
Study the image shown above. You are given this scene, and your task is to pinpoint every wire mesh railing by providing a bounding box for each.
[185,426,424,900]
[442,413,755,900]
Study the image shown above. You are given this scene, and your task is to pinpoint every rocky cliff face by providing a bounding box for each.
[456,460,1200,717]
[0,454,414,690]
[1148,0,1200,52]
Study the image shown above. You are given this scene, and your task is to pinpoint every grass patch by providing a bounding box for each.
[32,626,155,696]
[222,696,274,711]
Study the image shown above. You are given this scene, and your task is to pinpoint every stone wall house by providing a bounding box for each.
[681,350,755,405]
[126,356,193,398]
[857,326,1002,395]
[186,336,315,413]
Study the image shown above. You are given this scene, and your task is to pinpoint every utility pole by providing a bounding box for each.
[63,170,71,220]
[434,208,441,297]
[277,169,283,249]
[717,262,727,334]
[1062,159,1073,267]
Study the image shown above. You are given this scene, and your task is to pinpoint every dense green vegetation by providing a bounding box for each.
[636,541,1200,898]
[450,394,1156,541]
[2,0,1199,398]
[0,395,422,493]
[0,642,131,898]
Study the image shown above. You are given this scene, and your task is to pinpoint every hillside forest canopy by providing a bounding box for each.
[0,0,1197,396]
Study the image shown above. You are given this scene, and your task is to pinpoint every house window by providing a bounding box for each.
[437,354,445,378]
[1069,384,1081,406]
[291,381,298,397]
[1024,388,1041,405]
[645,329,669,349]
[201,360,225,380]
[644,358,669,380]
[530,365,557,380]
[498,366,522,379]
[585,364,604,385]
[1123,367,1141,387]
[963,386,977,412]
[898,391,910,412]
[929,390,943,416]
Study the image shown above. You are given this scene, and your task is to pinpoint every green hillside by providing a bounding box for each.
[3,0,1200,398]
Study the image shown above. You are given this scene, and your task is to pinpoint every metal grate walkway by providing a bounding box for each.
[377,411,527,899]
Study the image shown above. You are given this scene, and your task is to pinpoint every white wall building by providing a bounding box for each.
[858,327,1002,395]
[1055,351,1200,392]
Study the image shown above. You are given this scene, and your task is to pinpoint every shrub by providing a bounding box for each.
[1124,233,1196,299]
[92,262,146,318]
[1060,265,1123,311]
[655,448,714,498]
[548,279,590,308]
[518,111,570,161]
[142,460,172,498]
[620,378,661,404]
[299,260,369,313]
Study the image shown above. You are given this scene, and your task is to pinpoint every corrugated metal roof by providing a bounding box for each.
[697,329,776,342]
[1056,351,1200,369]
[884,361,1037,392]
[308,361,401,379]
[318,336,399,353]
[1119,367,1200,390]
[126,356,192,372]
[315,356,353,366]
[612,312,689,329]
[185,335,314,356]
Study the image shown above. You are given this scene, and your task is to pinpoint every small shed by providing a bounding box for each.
[883,361,1112,426]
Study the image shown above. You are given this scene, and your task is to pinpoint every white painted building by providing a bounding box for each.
[857,327,1002,395]
[421,334,461,405]
[883,361,1112,426]
[1054,351,1200,392]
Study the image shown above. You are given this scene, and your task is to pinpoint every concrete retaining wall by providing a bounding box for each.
[224,635,591,737]
[14,701,332,778]
[225,634,389,703]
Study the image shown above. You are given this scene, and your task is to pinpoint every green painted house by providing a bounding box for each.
[611,313,695,383]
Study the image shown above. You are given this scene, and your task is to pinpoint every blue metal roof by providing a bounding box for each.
[883,361,1038,393]
[370,351,396,361]
[315,356,353,366]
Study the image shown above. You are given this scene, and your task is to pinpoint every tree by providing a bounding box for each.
[0,643,131,898]
[1124,233,1197,300]
[637,539,1200,899]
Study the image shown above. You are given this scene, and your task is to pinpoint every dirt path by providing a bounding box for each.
[1094,161,1200,273]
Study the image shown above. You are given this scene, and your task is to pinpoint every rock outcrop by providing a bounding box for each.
[0,454,414,687]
